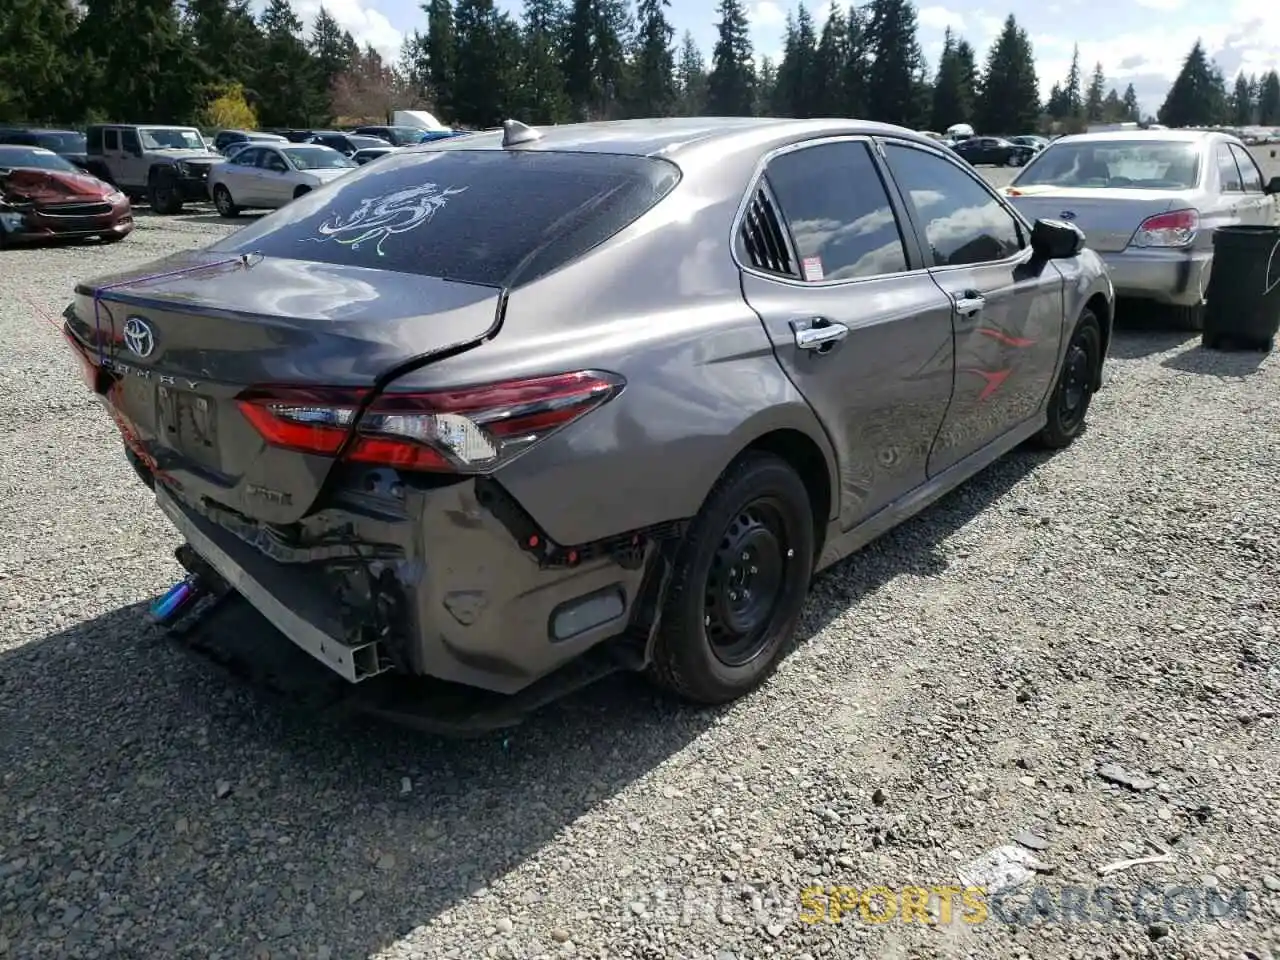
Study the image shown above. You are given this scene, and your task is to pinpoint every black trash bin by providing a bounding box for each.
[1202,224,1280,351]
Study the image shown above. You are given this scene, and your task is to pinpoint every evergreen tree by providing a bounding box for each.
[863,0,922,126]
[422,0,457,119]
[452,0,521,126]
[707,0,754,115]
[563,0,631,119]
[516,0,570,122]
[975,14,1038,133]
[254,0,320,126]
[930,26,975,130]
[1259,70,1280,125]
[675,31,708,115]
[74,0,203,122]
[0,0,78,122]
[1101,87,1122,121]
[755,56,777,115]
[1231,72,1253,126]
[183,0,262,96]
[772,5,818,118]
[1157,40,1227,127]
[812,3,848,116]
[1084,62,1105,121]
[310,8,359,108]
[839,4,869,117]
[397,31,431,104]
[1121,83,1140,121]
[1062,44,1082,118]
[631,0,676,116]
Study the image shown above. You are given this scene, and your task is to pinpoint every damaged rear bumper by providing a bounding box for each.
[153,475,666,696]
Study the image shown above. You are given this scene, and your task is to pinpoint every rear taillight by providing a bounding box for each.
[236,371,625,473]
[1129,209,1199,248]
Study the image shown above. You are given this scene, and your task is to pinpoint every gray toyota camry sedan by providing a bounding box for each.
[62,116,1114,714]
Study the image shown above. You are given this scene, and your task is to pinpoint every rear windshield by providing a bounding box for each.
[211,149,681,288]
[38,132,85,153]
[283,146,355,169]
[1015,140,1201,190]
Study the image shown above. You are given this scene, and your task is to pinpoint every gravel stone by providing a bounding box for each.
[2,175,1280,960]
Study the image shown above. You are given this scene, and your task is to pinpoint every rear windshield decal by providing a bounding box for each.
[306,182,468,256]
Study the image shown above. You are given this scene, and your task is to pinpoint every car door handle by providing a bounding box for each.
[952,291,986,317]
[791,317,849,351]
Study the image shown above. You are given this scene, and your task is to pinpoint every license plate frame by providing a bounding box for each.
[157,384,222,470]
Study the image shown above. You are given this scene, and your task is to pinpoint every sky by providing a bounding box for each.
[283,0,1280,118]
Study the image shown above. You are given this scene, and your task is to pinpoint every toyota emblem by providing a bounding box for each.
[123,316,156,358]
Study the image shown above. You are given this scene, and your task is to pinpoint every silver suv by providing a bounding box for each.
[84,124,222,214]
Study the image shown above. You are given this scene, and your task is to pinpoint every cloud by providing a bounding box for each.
[749,0,787,29]
[289,0,404,61]
[1132,0,1185,8]
[918,5,966,31]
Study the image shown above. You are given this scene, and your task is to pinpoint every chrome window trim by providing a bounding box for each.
[729,134,930,289]
[877,137,1033,272]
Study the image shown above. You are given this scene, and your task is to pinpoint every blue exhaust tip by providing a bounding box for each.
[151,576,199,623]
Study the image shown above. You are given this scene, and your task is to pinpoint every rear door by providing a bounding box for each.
[879,139,1067,475]
[737,137,956,530]
[1230,143,1274,225]
[1214,141,1249,224]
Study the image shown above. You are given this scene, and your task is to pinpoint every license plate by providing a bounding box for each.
[157,385,222,470]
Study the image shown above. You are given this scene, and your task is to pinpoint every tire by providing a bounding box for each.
[293,185,311,200]
[213,184,240,218]
[648,452,815,705]
[1170,302,1205,331]
[1034,308,1103,450]
[1201,331,1223,350]
[148,169,184,215]
[1009,153,1024,167]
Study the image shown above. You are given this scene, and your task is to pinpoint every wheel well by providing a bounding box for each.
[1084,292,1112,387]
[739,429,832,561]
[293,185,311,198]
[147,164,172,183]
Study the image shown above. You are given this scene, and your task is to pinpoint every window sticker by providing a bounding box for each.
[801,256,825,281]
[306,182,468,256]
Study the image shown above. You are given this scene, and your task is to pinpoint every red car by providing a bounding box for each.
[0,145,132,245]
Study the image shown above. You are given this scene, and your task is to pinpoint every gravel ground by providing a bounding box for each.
[2,177,1279,960]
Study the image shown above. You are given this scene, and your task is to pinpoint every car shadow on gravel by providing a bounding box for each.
[1161,340,1272,376]
[0,449,1047,958]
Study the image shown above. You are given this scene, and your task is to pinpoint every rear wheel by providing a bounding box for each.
[1034,309,1102,449]
[293,185,311,200]
[213,184,239,218]
[1170,302,1205,331]
[148,169,184,215]
[648,452,814,705]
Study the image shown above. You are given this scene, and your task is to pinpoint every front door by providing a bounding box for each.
[737,138,956,531]
[256,149,294,206]
[222,147,266,205]
[879,139,1068,475]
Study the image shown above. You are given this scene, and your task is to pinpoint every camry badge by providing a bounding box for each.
[123,316,156,359]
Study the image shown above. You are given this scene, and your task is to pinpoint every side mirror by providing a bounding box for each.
[1030,218,1086,259]
[1264,176,1280,195]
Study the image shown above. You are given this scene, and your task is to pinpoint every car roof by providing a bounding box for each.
[0,127,80,135]
[409,116,938,160]
[1055,129,1234,145]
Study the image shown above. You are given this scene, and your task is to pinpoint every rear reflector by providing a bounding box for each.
[236,371,625,473]
[1129,208,1198,248]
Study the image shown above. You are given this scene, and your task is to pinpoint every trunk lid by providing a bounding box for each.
[1004,186,1183,253]
[70,249,503,524]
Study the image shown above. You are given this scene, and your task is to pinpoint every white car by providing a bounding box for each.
[207,142,357,216]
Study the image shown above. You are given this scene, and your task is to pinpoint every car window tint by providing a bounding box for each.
[884,143,1023,267]
[104,129,119,151]
[764,141,908,281]
[236,148,263,166]
[211,149,681,288]
[121,129,140,153]
[1216,145,1243,192]
[1230,144,1264,192]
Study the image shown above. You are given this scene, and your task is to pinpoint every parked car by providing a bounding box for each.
[952,136,1037,167]
[1007,135,1049,152]
[0,127,89,170]
[64,117,1112,716]
[306,132,392,157]
[266,128,324,143]
[208,142,357,215]
[353,125,430,146]
[351,146,398,165]
[0,145,132,245]
[82,123,222,214]
[1003,129,1280,329]
[214,129,289,155]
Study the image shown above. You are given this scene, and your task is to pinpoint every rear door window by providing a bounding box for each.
[1230,144,1264,192]
[104,129,119,151]
[121,129,141,154]
[761,140,909,281]
[212,149,681,288]
[1216,145,1243,192]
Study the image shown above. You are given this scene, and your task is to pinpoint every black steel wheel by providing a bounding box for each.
[649,452,815,705]
[1034,308,1102,449]
[148,169,183,215]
